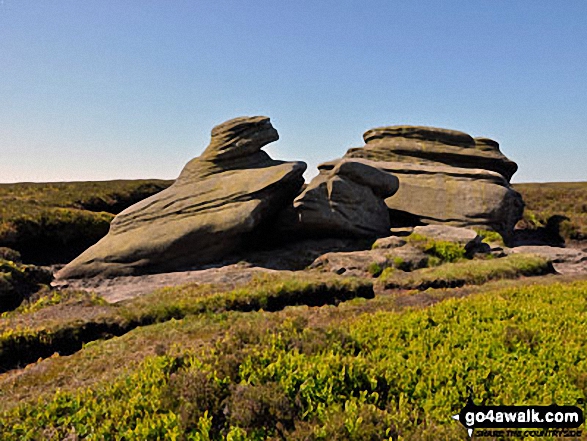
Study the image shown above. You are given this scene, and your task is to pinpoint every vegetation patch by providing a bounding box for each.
[4,289,107,317]
[407,233,467,263]
[378,254,552,290]
[2,280,586,439]
[367,262,383,277]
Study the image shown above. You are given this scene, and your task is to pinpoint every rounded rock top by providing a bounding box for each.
[202,115,279,161]
[474,137,500,152]
[363,125,475,148]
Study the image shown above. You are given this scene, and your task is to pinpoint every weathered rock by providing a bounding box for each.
[279,159,399,238]
[355,125,518,181]
[507,245,587,275]
[341,125,524,241]
[386,245,431,271]
[372,236,407,249]
[412,225,482,251]
[309,250,389,277]
[57,116,306,279]
[508,245,587,263]
[309,244,429,277]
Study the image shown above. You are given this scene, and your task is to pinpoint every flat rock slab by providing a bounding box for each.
[53,265,291,303]
[508,245,587,275]
[412,225,482,250]
[310,244,429,276]
[509,245,587,264]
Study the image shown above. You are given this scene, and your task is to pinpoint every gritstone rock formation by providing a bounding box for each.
[342,125,524,240]
[56,116,306,279]
[278,159,400,238]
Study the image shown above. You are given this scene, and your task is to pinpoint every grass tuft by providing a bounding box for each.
[407,233,467,263]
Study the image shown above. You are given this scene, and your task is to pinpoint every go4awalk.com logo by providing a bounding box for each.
[452,396,583,438]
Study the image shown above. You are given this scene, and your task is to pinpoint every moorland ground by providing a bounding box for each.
[0,180,172,264]
[513,182,587,243]
[0,180,586,440]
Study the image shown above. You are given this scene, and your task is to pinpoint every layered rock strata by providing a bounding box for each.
[343,125,524,240]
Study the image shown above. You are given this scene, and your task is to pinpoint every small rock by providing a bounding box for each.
[507,245,587,275]
[309,244,428,276]
[412,225,482,251]
[372,236,407,249]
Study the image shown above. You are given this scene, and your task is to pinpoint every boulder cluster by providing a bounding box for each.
[57,116,525,279]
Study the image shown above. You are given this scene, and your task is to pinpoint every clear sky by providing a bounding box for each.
[1,0,586,183]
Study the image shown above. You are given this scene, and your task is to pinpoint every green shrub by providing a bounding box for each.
[161,368,227,434]
[426,240,466,262]
[407,233,466,263]
[289,400,397,440]
[367,262,383,277]
[224,382,295,436]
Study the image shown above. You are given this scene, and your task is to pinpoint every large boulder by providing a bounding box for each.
[56,116,306,279]
[278,159,399,238]
[343,125,524,241]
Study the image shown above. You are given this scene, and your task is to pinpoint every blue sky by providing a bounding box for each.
[1,0,586,183]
